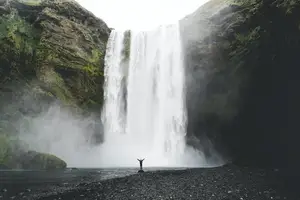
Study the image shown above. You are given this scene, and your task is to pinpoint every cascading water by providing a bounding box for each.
[101,30,126,141]
[100,23,208,167]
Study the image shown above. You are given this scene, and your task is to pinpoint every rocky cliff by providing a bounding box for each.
[181,0,300,168]
[0,0,110,112]
[0,0,110,169]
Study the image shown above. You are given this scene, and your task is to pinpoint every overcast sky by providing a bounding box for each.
[75,0,211,30]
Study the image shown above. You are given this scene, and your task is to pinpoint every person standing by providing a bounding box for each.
[137,158,145,170]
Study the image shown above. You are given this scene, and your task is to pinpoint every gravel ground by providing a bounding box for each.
[31,164,299,200]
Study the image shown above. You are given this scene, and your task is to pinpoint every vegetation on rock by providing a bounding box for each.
[0,0,110,169]
[21,150,67,170]
[0,0,110,110]
[0,135,66,169]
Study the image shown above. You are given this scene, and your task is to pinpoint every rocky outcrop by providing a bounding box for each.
[181,0,300,168]
[0,135,67,169]
[0,0,110,112]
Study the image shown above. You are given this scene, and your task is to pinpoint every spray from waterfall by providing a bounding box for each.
[13,24,223,168]
[100,23,210,167]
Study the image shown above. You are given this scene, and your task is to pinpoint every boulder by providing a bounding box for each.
[0,135,67,169]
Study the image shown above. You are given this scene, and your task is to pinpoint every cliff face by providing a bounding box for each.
[181,0,300,168]
[0,0,110,169]
[0,0,110,112]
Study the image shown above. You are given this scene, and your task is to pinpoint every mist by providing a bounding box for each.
[17,104,104,168]
[180,0,232,163]
[2,77,225,169]
[13,100,221,168]
[0,0,230,169]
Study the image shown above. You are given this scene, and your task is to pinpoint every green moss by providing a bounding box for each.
[90,49,103,64]
[0,9,39,54]
[0,8,41,85]
[36,48,60,67]
[82,49,103,76]
[229,26,261,58]
[25,151,67,170]
[0,0,109,112]
[45,69,74,104]
[42,7,61,21]
[82,64,102,76]
[0,135,67,169]
[235,27,260,44]
[230,0,263,14]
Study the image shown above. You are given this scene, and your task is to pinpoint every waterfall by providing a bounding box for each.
[102,30,126,141]
[100,23,208,167]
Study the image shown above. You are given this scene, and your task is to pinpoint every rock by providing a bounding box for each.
[0,135,66,170]
[21,150,67,170]
[0,164,9,169]
[0,135,15,169]
[0,0,110,112]
[0,0,109,161]
[180,0,300,168]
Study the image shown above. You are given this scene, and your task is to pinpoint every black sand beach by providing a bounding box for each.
[2,164,298,200]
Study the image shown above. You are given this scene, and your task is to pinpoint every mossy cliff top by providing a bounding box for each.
[0,0,110,110]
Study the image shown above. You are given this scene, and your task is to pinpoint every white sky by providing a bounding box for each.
[75,0,211,30]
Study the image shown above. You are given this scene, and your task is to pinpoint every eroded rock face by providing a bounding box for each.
[180,0,300,168]
[0,0,110,111]
[0,0,110,168]
[180,0,233,158]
